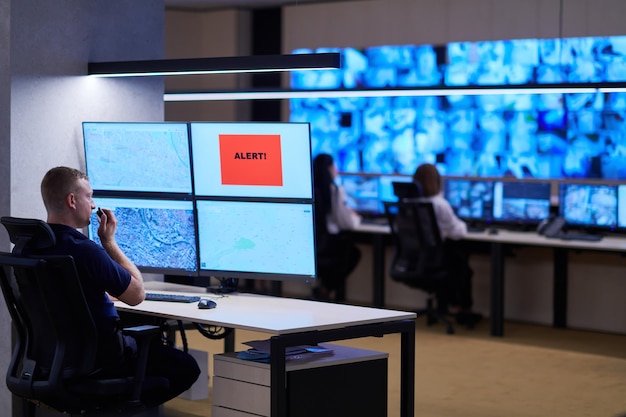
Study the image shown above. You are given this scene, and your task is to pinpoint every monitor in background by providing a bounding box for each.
[195,200,316,283]
[83,122,192,194]
[338,174,380,216]
[619,185,626,230]
[558,183,618,230]
[379,175,412,204]
[190,122,313,200]
[443,179,495,223]
[492,181,552,226]
[88,197,197,275]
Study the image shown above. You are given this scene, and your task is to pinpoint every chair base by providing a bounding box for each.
[414,298,455,335]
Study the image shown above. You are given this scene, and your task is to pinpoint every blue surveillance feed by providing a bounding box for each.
[83,122,192,194]
[338,174,380,214]
[492,181,551,223]
[559,183,618,229]
[291,36,626,181]
[88,198,197,273]
[444,179,494,221]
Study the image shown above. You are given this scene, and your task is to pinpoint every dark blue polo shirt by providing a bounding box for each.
[44,224,132,340]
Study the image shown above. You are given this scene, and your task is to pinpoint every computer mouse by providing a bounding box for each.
[197,298,217,309]
[488,228,499,235]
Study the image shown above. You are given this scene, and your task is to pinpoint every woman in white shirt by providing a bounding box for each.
[313,153,362,302]
[413,163,481,326]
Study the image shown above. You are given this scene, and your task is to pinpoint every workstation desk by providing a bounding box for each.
[115,292,417,417]
[353,223,626,337]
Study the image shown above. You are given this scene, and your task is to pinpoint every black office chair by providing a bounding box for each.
[0,216,167,417]
[384,200,455,334]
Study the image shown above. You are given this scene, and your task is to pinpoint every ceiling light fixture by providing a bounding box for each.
[88,53,341,77]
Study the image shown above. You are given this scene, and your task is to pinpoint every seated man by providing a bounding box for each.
[38,166,200,406]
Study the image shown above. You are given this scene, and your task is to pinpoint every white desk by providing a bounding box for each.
[353,223,626,336]
[115,293,416,417]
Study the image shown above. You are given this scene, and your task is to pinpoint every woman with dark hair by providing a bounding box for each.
[413,163,482,326]
[312,153,362,301]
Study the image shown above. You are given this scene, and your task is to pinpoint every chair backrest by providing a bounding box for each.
[0,216,99,412]
[383,201,446,291]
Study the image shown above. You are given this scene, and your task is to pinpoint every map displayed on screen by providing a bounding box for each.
[83,122,192,194]
[196,200,315,277]
[89,198,197,272]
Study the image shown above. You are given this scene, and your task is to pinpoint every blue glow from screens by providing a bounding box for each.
[88,198,197,273]
[444,179,495,222]
[492,181,552,224]
[196,200,316,278]
[559,183,618,229]
[83,122,192,193]
[291,36,626,180]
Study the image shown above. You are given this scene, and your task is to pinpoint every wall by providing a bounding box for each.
[278,0,626,334]
[1,1,165,414]
[164,9,252,122]
[0,0,10,413]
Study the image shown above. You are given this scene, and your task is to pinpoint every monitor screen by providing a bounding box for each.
[88,197,197,275]
[558,183,618,230]
[190,122,313,199]
[338,174,380,215]
[196,200,316,282]
[83,122,192,194]
[619,185,626,230]
[443,179,495,222]
[492,181,552,224]
[290,36,626,181]
[378,175,412,203]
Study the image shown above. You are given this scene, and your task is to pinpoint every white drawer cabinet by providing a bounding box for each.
[212,343,388,417]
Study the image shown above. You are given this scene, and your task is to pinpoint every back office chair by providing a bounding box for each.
[0,216,167,417]
[384,200,455,334]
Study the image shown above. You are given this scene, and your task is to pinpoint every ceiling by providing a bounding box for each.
[164,0,335,11]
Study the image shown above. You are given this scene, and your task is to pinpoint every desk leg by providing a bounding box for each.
[269,336,288,417]
[400,321,416,417]
[372,234,385,307]
[223,328,235,353]
[553,247,568,328]
[490,242,505,337]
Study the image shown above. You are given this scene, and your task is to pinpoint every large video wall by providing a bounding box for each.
[289,36,626,180]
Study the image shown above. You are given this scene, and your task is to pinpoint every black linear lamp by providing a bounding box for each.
[88,53,341,77]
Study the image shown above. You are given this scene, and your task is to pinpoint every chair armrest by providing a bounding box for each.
[122,324,161,340]
[121,325,162,403]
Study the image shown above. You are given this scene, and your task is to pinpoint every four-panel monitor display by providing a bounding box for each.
[83,121,315,283]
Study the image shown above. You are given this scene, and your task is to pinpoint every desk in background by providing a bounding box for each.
[353,223,626,337]
[115,292,416,417]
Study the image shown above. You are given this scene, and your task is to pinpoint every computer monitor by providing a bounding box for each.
[195,200,316,282]
[378,175,413,203]
[338,174,380,215]
[190,122,313,199]
[88,197,197,275]
[619,185,626,230]
[443,178,495,223]
[558,183,618,230]
[83,122,192,195]
[492,181,552,226]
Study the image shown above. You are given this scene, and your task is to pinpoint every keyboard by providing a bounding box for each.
[467,226,486,233]
[557,233,603,242]
[144,292,202,303]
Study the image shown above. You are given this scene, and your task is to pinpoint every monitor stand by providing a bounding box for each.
[207,277,239,294]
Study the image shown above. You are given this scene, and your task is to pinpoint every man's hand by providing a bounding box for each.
[97,208,118,244]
